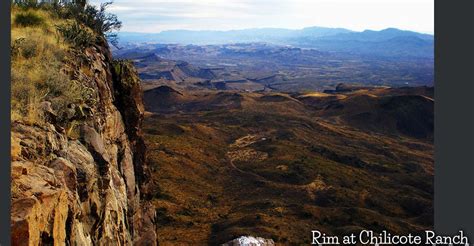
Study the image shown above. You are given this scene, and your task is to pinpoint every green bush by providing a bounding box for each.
[13,0,40,8]
[14,11,44,27]
[60,2,122,47]
[56,21,97,47]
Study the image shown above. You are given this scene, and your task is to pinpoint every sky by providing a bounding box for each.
[90,0,434,34]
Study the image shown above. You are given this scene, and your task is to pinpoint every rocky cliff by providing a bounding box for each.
[10,40,156,245]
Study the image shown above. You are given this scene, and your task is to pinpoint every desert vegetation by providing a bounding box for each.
[142,86,434,244]
[11,1,121,124]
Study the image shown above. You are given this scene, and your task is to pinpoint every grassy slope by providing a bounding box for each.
[12,7,66,121]
[11,6,96,127]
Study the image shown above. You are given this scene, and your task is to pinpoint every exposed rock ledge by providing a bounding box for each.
[10,41,156,245]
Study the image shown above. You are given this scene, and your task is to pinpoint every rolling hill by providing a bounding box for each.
[142,85,434,244]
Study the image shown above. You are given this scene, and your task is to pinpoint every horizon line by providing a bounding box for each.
[118,26,434,35]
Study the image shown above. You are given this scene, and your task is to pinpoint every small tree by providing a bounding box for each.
[75,0,86,8]
[80,2,122,47]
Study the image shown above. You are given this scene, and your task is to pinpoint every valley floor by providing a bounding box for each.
[142,87,434,245]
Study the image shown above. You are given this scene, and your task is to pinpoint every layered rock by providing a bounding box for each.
[10,40,156,245]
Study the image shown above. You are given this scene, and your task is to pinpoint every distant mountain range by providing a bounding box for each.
[117,27,433,58]
[118,27,353,44]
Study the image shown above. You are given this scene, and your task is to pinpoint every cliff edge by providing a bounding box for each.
[11,5,156,245]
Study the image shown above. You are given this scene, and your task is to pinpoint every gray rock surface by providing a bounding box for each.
[222,236,275,246]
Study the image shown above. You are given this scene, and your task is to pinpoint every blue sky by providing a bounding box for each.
[90,0,434,34]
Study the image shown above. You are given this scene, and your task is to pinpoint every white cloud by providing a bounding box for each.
[90,0,434,33]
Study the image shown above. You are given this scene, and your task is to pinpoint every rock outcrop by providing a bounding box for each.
[222,236,275,246]
[10,40,156,245]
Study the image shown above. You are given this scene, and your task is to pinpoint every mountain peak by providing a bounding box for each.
[380,27,402,32]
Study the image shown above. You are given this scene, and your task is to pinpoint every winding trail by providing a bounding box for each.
[225,134,329,193]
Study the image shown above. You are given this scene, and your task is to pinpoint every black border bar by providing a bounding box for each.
[435,0,474,238]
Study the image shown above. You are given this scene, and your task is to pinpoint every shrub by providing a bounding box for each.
[13,0,39,8]
[59,2,122,47]
[14,11,45,27]
[56,21,96,47]
[17,37,38,58]
[81,2,121,34]
[13,1,122,47]
[11,37,25,57]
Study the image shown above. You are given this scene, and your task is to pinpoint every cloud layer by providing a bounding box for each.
[90,0,434,33]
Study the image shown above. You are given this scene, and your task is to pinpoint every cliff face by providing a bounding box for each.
[10,41,156,245]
